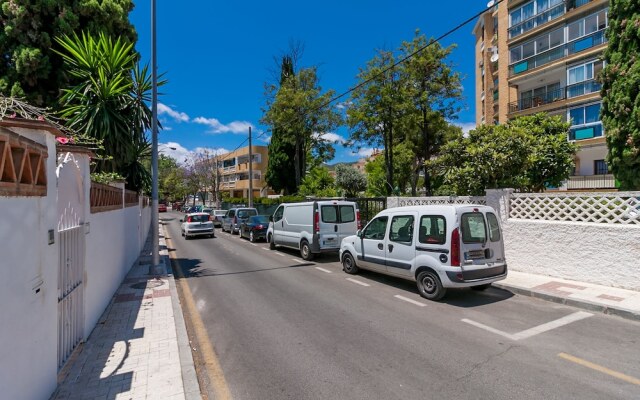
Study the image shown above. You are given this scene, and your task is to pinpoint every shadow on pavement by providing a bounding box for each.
[172,257,314,279]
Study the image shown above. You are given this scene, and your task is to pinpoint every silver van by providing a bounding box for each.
[267,201,360,260]
[222,207,258,234]
[339,205,507,300]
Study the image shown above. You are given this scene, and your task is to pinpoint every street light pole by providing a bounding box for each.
[248,126,253,208]
[150,0,160,272]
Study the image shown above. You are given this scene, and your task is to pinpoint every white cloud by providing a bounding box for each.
[159,142,229,166]
[315,131,346,144]
[162,126,173,131]
[158,103,190,123]
[453,121,477,137]
[259,134,271,144]
[351,147,375,158]
[193,116,254,134]
[336,101,352,110]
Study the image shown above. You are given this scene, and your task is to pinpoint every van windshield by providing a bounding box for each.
[321,205,356,223]
[461,212,487,243]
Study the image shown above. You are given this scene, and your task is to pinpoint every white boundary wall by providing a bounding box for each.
[387,190,640,291]
[0,126,151,400]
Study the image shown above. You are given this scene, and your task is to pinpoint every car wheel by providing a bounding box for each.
[269,234,276,250]
[471,284,491,291]
[342,252,358,274]
[185,233,190,240]
[249,231,255,243]
[416,270,446,301]
[300,240,314,261]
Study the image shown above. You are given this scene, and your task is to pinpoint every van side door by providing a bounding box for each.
[358,216,388,272]
[272,205,284,245]
[385,213,417,277]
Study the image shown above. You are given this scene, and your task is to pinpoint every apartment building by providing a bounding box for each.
[473,0,614,190]
[217,145,273,198]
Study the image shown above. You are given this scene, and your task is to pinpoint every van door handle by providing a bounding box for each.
[378,243,383,250]
[388,244,394,252]
[334,225,338,232]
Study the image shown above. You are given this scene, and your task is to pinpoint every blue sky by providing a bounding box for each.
[130,1,484,163]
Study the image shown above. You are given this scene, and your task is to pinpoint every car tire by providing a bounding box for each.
[249,231,255,243]
[416,270,446,301]
[185,234,190,240]
[300,240,315,261]
[269,234,276,250]
[342,252,358,274]
[471,284,491,291]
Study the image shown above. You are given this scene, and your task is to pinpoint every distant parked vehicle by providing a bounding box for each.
[339,204,507,300]
[267,200,360,260]
[240,215,270,242]
[181,212,215,239]
[187,205,202,213]
[211,209,227,227]
[222,207,258,234]
[158,203,167,212]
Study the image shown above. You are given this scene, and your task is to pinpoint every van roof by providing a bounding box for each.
[280,200,358,207]
[378,204,493,216]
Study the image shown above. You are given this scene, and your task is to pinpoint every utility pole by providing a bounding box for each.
[248,126,253,208]
[150,0,161,274]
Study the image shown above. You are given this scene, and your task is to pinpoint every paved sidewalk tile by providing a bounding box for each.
[52,224,201,399]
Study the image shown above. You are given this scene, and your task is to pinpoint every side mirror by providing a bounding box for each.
[356,230,362,238]
[269,215,273,222]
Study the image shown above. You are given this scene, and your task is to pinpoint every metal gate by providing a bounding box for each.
[58,224,85,369]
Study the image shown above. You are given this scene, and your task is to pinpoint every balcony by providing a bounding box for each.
[509,2,566,39]
[509,29,607,77]
[566,174,616,190]
[509,87,566,113]
[566,79,601,98]
[569,123,603,140]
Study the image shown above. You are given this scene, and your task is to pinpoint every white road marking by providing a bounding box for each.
[276,253,285,257]
[394,295,427,307]
[315,267,332,274]
[250,243,258,246]
[291,258,305,263]
[346,278,370,287]
[261,247,270,251]
[461,311,593,341]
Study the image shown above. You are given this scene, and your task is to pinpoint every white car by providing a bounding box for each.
[339,204,507,300]
[181,212,215,239]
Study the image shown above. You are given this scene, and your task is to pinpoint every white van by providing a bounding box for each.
[339,205,507,300]
[268,201,360,260]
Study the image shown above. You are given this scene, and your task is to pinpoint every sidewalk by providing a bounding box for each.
[494,270,640,321]
[52,224,200,400]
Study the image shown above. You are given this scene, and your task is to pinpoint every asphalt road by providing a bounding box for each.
[163,211,640,400]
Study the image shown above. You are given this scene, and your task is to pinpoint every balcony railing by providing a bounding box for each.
[566,79,601,98]
[509,29,607,76]
[508,87,566,113]
[566,174,616,190]
[509,2,566,39]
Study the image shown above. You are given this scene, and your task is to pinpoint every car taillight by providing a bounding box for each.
[256,224,264,229]
[314,210,319,233]
[356,210,361,230]
[451,227,460,267]
[187,216,192,223]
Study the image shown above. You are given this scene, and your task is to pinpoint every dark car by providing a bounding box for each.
[240,215,270,242]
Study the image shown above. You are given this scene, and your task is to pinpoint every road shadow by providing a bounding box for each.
[172,256,314,279]
[353,269,513,307]
[268,246,341,264]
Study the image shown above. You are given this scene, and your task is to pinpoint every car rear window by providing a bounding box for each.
[321,205,356,224]
[252,216,270,224]
[461,212,487,243]
[214,210,226,216]
[189,215,209,223]
[486,212,501,242]
[418,215,446,245]
[237,209,257,218]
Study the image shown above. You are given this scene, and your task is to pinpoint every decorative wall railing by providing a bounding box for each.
[124,189,138,207]
[566,174,616,190]
[388,196,486,208]
[90,182,122,213]
[0,130,48,197]
[510,191,640,224]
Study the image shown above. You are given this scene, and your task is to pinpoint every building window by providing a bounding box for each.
[568,9,607,41]
[509,27,564,64]
[568,102,603,140]
[594,159,608,175]
[567,60,604,97]
[509,0,565,38]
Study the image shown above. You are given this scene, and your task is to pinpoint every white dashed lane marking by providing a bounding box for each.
[394,295,427,307]
[346,278,370,287]
[261,247,269,251]
[315,267,332,273]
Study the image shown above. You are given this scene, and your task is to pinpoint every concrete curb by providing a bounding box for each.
[493,282,640,322]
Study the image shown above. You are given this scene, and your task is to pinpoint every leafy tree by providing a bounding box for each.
[0,0,136,106]
[364,146,413,196]
[262,54,341,192]
[265,56,297,194]
[433,114,576,195]
[298,166,337,197]
[601,0,640,189]
[347,49,406,195]
[56,32,163,192]
[401,32,462,195]
[335,164,367,197]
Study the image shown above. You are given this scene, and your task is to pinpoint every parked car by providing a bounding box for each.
[211,209,227,227]
[181,212,215,239]
[240,215,270,242]
[202,207,213,216]
[267,200,360,260]
[222,207,258,234]
[158,203,167,212]
[186,205,202,213]
[339,204,507,301]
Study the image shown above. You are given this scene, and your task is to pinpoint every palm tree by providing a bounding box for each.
[56,32,164,192]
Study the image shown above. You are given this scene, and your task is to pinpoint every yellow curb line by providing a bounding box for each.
[164,225,233,400]
[558,352,640,386]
